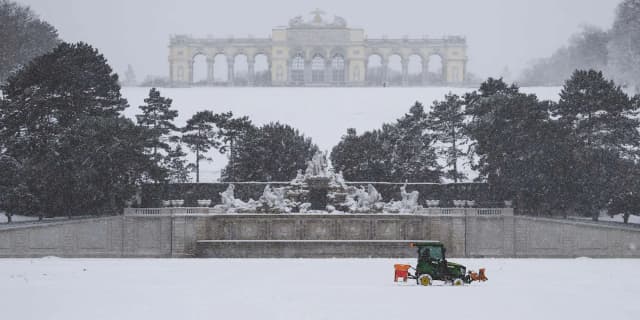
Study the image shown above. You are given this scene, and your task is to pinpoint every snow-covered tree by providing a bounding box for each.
[428,93,468,182]
[224,122,318,182]
[216,113,254,181]
[520,26,609,86]
[182,111,221,183]
[136,88,180,181]
[0,42,155,217]
[608,0,640,92]
[554,70,640,220]
[332,102,441,183]
[0,0,59,82]
[123,64,137,86]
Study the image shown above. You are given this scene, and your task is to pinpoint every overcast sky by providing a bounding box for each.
[17,0,620,81]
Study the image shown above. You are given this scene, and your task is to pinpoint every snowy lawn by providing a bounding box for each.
[121,87,560,181]
[1,258,638,320]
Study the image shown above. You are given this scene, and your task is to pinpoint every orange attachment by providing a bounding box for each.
[394,264,411,282]
[469,268,488,282]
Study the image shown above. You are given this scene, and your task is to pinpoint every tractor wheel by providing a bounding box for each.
[453,278,464,286]
[418,274,432,286]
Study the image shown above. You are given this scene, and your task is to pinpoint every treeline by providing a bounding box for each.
[520,0,640,92]
[0,42,318,221]
[332,71,640,221]
[1,40,639,222]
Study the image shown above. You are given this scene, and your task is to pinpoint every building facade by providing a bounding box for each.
[168,10,468,87]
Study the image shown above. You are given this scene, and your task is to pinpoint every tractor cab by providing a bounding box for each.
[406,241,487,286]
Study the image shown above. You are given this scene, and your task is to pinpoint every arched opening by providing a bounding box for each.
[234,54,249,86]
[331,54,345,83]
[213,53,229,84]
[366,54,383,86]
[311,54,325,83]
[427,54,444,85]
[408,54,423,86]
[192,54,208,85]
[387,54,403,86]
[254,53,270,86]
[291,52,305,84]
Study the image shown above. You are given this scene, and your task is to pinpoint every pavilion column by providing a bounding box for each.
[227,57,235,86]
[188,61,194,85]
[169,60,175,84]
[441,59,448,84]
[381,59,389,85]
[324,60,332,84]
[401,60,409,86]
[206,58,215,84]
[247,57,255,86]
[363,60,368,84]
[304,59,312,84]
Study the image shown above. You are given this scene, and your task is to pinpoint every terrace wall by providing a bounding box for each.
[0,212,638,258]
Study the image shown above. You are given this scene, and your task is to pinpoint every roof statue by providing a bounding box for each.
[310,8,325,24]
[286,9,347,28]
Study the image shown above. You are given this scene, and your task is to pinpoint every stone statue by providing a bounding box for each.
[219,184,236,205]
[400,184,419,209]
[305,151,328,177]
[214,184,259,213]
[384,184,421,213]
[332,16,347,27]
[343,184,384,213]
[289,15,303,27]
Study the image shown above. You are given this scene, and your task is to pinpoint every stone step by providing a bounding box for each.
[195,240,422,258]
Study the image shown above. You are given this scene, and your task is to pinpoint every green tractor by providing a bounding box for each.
[404,241,488,286]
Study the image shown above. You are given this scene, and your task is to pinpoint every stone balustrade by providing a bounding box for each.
[123,207,514,217]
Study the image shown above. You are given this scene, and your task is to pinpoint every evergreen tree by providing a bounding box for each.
[387,102,441,182]
[224,122,318,181]
[136,88,179,181]
[465,78,569,211]
[182,111,221,183]
[331,128,393,181]
[123,64,137,86]
[215,112,254,181]
[162,142,191,183]
[332,103,441,183]
[0,42,155,217]
[0,0,59,82]
[609,0,640,92]
[553,70,640,220]
[428,93,468,182]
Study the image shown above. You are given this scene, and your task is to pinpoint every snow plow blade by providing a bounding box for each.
[469,268,488,282]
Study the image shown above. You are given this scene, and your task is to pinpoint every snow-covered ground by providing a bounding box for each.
[121,87,561,181]
[1,258,638,320]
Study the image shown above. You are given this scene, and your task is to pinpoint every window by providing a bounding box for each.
[291,53,304,82]
[331,55,345,83]
[312,55,324,82]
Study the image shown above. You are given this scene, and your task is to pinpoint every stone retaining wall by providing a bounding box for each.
[0,214,638,258]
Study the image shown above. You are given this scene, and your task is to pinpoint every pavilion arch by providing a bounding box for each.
[212,53,229,84]
[290,51,305,84]
[233,53,249,86]
[311,53,325,83]
[426,53,445,85]
[253,53,271,86]
[407,54,424,86]
[191,52,208,85]
[387,53,403,86]
[331,53,346,83]
[366,53,384,86]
